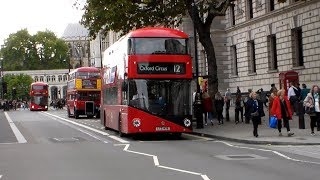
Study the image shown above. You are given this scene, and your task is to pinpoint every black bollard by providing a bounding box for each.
[194,93,204,129]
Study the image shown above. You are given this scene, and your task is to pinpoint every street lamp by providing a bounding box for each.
[77,43,82,67]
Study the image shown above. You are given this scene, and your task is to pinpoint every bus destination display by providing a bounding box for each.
[137,63,185,74]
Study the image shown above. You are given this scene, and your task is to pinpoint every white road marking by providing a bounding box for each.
[215,141,320,165]
[118,144,211,180]
[41,112,128,143]
[52,138,61,142]
[4,112,27,143]
[184,133,213,141]
[0,175,2,179]
[109,135,130,144]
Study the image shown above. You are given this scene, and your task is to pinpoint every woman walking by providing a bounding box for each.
[303,85,320,135]
[235,94,244,123]
[271,89,294,137]
[246,92,263,137]
[215,91,224,125]
[202,92,214,126]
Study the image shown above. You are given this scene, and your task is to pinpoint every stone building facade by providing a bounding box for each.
[4,69,69,102]
[225,0,320,92]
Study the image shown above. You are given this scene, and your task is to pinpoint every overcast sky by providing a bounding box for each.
[0,0,85,45]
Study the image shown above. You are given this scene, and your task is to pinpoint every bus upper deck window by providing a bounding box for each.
[128,39,133,55]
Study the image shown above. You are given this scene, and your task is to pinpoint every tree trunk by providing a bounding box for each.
[196,25,219,113]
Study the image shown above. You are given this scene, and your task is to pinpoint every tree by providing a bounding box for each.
[0,29,69,71]
[3,74,33,100]
[80,0,232,104]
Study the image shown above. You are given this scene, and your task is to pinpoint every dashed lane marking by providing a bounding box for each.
[4,112,27,144]
[0,174,2,179]
[41,113,109,143]
[215,141,320,165]
[41,112,128,143]
[117,144,212,180]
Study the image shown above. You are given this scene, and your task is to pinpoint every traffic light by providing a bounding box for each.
[2,82,7,94]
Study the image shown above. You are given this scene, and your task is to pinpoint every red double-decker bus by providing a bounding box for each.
[66,67,101,119]
[101,27,193,136]
[29,82,49,111]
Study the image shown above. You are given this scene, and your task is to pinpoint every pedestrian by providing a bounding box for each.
[270,83,278,94]
[224,88,232,121]
[301,84,310,104]
[303,85,320,135]
[268,89,278,117]
[271,89,295,137]
[236,86,241,96]
[259,88,268,107]
[244,89,252,124]
[288,81,300,113]
[246,92,264,137]
[202,91,214,126]
[215,91,224,125]
[234,94,244,124]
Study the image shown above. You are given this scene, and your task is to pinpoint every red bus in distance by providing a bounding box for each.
[101,27,193,136]
[29,82,49,111]
[66,67,101,119]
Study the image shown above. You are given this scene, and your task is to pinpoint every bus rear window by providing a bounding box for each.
[32,85,45,90]
[131,38,187,55]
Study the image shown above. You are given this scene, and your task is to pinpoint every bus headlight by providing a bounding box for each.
[32,105,34,109]
[45,106,47,108]
[132,118,141,127]
[183,118,191,127]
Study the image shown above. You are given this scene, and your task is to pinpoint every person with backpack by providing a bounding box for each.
[288,81,300,113]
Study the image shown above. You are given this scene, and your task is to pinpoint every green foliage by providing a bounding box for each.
[80,0,186,37]
[0,29,69,71]
[3,74,33,100]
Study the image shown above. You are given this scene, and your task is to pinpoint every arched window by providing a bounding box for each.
[40,76,44,82]
[58,75,62,82]
[46,76,50,82]
[63,75,67,81]
[52,75,56,82]
[34,76,39,82]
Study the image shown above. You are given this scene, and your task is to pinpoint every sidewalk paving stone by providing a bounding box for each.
[191,106,320,145]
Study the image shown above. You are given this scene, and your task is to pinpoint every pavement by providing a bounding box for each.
[192,106,320,145]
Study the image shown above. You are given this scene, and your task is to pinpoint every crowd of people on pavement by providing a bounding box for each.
[0,99,29,111]
[196,81,320,138]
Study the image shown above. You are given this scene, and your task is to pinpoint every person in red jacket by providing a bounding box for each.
[202,92,214,126]
[271,89,294,137]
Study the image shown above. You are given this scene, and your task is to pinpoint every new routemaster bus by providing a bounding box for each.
[101,27,193,136]
[29,82,49,111]
[66,67,101,119]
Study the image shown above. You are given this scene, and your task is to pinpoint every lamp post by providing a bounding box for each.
[191,0,203,129]
[0,57,3,99]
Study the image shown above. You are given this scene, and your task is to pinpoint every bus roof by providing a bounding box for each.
[31,82,48,86]
[69,67,100,74]
[127,27,189,38]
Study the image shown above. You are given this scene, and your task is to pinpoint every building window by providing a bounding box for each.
[231,45,238,76]
[52,75,56,82]
[58,75,62,82]
[40,76,44,82]
[246,0,253,19]
[247,40,256,73]
[291,27,304,67]
[46,76,50,82]
[230,4,236,26]
[267,34,278,70]
[34,76,39,82]
[63,75,67,81]
[268,0,275,12]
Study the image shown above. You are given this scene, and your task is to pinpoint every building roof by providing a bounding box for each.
[61,23,89,41]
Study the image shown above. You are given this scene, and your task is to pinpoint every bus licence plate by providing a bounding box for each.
[155,127,170,131]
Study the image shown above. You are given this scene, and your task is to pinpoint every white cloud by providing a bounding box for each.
[0,0,84,44]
